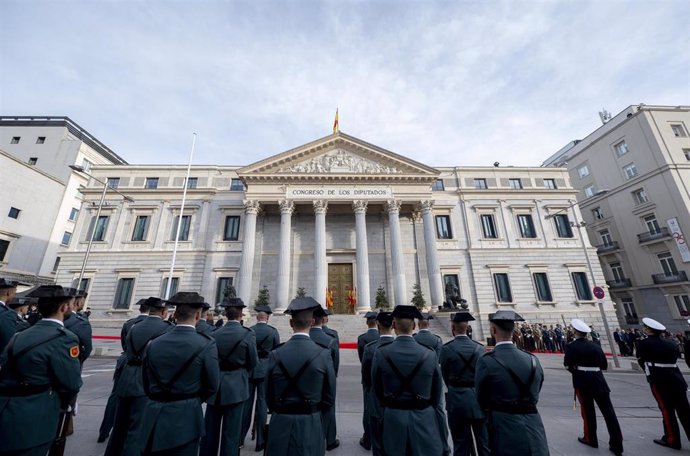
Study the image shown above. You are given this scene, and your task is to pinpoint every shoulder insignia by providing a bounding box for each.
[313,339,330,349]
[70,345,80,358]
[57,326,67,335]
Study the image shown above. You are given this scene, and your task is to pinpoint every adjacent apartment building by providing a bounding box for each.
[0,116,127,284]
[543,105,690,332]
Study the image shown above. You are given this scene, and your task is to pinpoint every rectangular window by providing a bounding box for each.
[533,273,553,302]
[493,273,513,302]
[674,295,690,317]
[658,252,679,275]
[223,215,241,241]
[161,277,179,298]
[78,278,90,294]
[610,262,625,282]
[632,189,649,205]
[89,215,110,242]
[52,256,61,273]
[509,178,523,189]
[671,124,687,138]
[623,163,638,179]
[622,298,637,318]
[8,207,20,219]
[644,215,660,234]
[69,208,79,221]
[61,231,72,246]
[10,136,20,144]
[435,215,452,239]
[684,149,690,160]
[600,229,613,246]
[28,157,38,165]
[543,178,556,189]
[432,179,444,191]
[36,136,46,144]
[131,215,150,241]
[186,177,198,189]
[81,159,93,172]
[517,214,537,238]
[578,164,590,178]
[0,239,9,262]
[230,179,245,191]
[113,278,135,309]
[474,178,488,189]
[145,177,159,189]
[584,185,594,198]
[107,177,120,189]
[592,207,604,220]
[480,214,498,239]
[216,277,234,304]
[171,215,191,241]
[614,141,629,156]
[553,214,573,238]
[572,272,593,300]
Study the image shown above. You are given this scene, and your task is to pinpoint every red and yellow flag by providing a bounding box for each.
[347,287,357,310]
[333,108,339,134]
[326,287,334,309]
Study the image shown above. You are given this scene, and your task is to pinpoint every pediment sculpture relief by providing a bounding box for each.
[278,149,402,174]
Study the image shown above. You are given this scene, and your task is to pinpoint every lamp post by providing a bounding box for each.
[546,190,620,368]
[69,165,134,291]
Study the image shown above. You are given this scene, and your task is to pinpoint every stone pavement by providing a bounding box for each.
[65,349,690,456]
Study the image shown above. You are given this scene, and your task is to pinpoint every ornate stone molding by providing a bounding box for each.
[410,211,423,223]
[278,148,402,174]
[385,200,402,214]
[243,200,261,214]
[352,200,368,214]
[278,200,295,215]
[418,200,434,214]
[313,200,329,214]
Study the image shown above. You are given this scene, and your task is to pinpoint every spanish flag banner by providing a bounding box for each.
[333,108,339,134]
[326,287,334,309]
[347,287,357,311]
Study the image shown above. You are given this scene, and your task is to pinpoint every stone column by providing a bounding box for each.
[275,200,295,312]
[353,200,371,312]
[237,200,261,305]
[419,200,444,308]
[386,200,407,304]
[313,200,328,306]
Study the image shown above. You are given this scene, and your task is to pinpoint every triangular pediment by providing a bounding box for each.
[238,132,439,182]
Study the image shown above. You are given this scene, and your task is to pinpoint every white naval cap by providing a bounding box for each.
[571,319,591,333]
[642,317,666,331]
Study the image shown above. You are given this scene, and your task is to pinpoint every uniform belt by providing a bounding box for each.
[489,402,538,415]
[576,367,601,372]
[272,403,321,415]
[149,392,200,402]
[383,398,431,410]
[0,384,51,396]
[645,362,677,368]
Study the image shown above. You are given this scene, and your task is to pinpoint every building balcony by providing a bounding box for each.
[606,278,632,289]
[624,315,639,325]
[652,271,688,284]
[637,227,671,244]
[596,242,620,254]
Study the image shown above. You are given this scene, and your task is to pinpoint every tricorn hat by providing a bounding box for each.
[8,297,32,308]
[219,297,246,308]
[420,312,435,321]
[202,302,211,311]
[0,278,18,289]
[451,311,475,322]
[391,305,424,320]
[26,285,73,303]
[285,297,321,315]
[166,292,206,308]
[488,310,525,322]
[255,305,273,314]
[364,311,378,320]
[376,311,394,325]
[144,297,169,309]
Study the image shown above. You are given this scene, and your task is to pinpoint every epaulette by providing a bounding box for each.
[197,331,214,341]
[243,325,253,332]
[313,339,330,350]
[472,339,484,346]
[57,326,68,335]
[273,342,286,350]
[443,339,455,346]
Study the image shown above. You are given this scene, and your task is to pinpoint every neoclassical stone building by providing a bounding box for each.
[56,132,618,340]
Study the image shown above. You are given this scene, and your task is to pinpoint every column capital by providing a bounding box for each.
[243,200,261,214]
[352,200,368,214]
[410,211,423,223]
[313,200,329,214]
[279,200,295,215]
[385,199,402,215]
[418,200,434,214]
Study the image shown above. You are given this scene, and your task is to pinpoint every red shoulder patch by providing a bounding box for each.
[70,346,80,358]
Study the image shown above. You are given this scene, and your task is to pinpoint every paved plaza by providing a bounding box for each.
[66,349,690,456]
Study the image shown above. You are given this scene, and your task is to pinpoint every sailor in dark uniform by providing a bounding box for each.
[475,310,548,456]
[105,297,173,456]
[414,312,443,358]
[0,295,30,353]
[357,311,379,450]
[139,292,220,456]
[310,306,340,450]
[200,297,258,456]
[98,298,151,442]
[196,302,216,336]
[265,297,336,456]
[241,304,281,452]
[372,305,445,456]
[440,311,489,456]
[0,285,82,456]
[361,311,394,455]
[637,317,690,450]
[564,318,623,455]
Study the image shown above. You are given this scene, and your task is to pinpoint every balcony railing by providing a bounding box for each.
[652,271,688,284]
[624,315,639,325]
[637,227,671,244]
[596,242,620,254]
[606,278,632,289]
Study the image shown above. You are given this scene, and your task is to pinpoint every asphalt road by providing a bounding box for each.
[66,351,689,456]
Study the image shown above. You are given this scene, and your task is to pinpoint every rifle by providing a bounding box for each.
[49,408,71,456]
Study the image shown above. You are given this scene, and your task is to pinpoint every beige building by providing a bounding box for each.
[544,105,690,332]
[56,131,616,341]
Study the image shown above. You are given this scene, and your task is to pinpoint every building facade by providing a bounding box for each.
[544,105,690,332]
[0,116,127,283]
[56,132,616,340]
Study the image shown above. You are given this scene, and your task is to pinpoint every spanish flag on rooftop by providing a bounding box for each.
[333,108,339,134]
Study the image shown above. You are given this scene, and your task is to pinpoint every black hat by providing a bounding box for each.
[65,287,80,297]
[391,305,424,320]
[255,305,273,314]
[219,297,246,308]
[324,308,333,316]
[451,311,475,322]
[376,311,394,325]
[420,312,435,321]
[0,278,18,289]
[26,285,73,303]
[166,292,206,308]
[144,297,169,309]
[135,298,149,311]
[313,306,328,318]
[488,310,524,322]
[285,297,321,315]
[364,311,378,320]
[202,302,211,311]
[8,297,32,308]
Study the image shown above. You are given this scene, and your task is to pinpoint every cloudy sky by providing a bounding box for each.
[1,0,688,167]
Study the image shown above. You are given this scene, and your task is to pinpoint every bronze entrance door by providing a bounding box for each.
[328,263,354,314]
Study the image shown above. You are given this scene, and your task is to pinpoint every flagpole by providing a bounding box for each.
[165,132,197,299]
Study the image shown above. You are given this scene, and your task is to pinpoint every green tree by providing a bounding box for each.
[411,283,426,309]
[255,285,270,306]
[375,285,390,310]
[295,287,306,298]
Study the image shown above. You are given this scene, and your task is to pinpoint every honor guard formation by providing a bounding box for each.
[3,278,690,455]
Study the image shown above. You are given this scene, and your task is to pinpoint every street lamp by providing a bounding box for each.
[546,189,621,368]
[69,165,134,291]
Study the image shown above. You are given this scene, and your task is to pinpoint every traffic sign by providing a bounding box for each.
[593,286,605,300]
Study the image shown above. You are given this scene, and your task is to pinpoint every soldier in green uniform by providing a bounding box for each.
[105,296,173,456]
[361,311,393,455]
[414,312,443,358]
[64,288,93,365]
[475,310,548,456]
[196,302,215,336]
[241,304,281,452]
[200,297,258,456]
[440,311,489,456]
[372,305,445,456]
[0,296,30,353]
[265,297,336,456]
[322,309,340,342]
[139,292,220,456]
[357,311,379,450]
[590,326,601,346]
[0,278,18,311]
[310,306,340,450]
[0,285,82,456]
